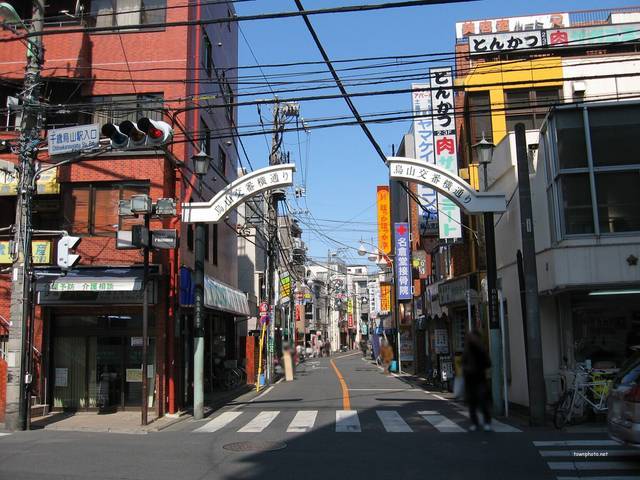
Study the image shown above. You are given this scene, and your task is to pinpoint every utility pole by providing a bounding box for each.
[6,0,45,431]
[514,123,546,426]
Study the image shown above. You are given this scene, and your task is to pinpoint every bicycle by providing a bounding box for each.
[553,364,614,429]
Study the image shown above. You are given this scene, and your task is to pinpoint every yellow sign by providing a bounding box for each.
[380,283,392,312]
[347,298,353,314]
[377,186,391,255]
[0,168,59,196]
[279,275,291,298]
[0,240,51,264]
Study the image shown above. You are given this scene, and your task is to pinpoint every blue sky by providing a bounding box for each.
[235,0,639,266]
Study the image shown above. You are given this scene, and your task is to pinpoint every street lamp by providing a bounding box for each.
[472,133,495,191]
[191,145,211,421]
[472,132,505,416]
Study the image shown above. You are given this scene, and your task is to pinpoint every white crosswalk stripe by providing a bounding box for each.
[238,411,280,433]
[287,411,318,433]
[455,408,522,432]
[194,412,243,433]
[191,409,523,434]
[419,410,466,432]
[376,410,413,432]
[0,433,10,438]
[336,410,361,432]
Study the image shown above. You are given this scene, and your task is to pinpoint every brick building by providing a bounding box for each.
[0,1,244,427]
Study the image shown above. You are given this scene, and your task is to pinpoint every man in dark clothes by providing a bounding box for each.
[462,330,492,431]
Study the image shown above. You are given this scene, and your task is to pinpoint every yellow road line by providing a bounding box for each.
[330,358,351,410]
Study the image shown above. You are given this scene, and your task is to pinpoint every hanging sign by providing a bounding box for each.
[394,223,412,301]
[430,67,462,240]
[376,186,391,255]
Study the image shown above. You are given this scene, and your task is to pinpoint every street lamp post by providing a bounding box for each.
[472,134,505,416]
[192,146,211,421]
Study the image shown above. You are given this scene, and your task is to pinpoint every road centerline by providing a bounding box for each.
[330,358,351,410]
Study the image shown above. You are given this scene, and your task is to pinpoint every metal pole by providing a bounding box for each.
[141,214,150,426]
[193,221,206,420]
[6,0,44,431]
[466,290,472,332]
[514,123,546,426]
[498,289,509,418]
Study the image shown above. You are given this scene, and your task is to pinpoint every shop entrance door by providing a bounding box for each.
[95,337,124,412]
[124,337,156,408]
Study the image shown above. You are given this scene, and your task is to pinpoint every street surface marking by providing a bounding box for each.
[455,409,521,432]
[349,388,416,391]
[418,411,466,433]
[431,394,448,401]
[534,440,620,447]
[376,410,413,432]
[0,433,10,437]
[336,410,361,432]
[548,461,640,471]
[334,352,361,359]
[540,450,640,458]
[238,411,280,433]
[330,359,351,410]
[287,411,318,433]
[194,412,243,433]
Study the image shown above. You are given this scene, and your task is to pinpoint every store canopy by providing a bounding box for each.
[180,267,250,317]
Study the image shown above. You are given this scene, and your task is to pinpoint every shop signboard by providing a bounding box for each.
[438,276,470,305]
[400,328,414,361]
[434,328,449,354]
[547,23,640,48]
[412,84,438,236]
[429,67,461,240]
[469,30,546,55]
[393,223,412,301]
[455,13,568,38]
[0,165,59,195]
[279,275,291,298]
[0,240,51,264]
[377,186,392,255]
[380,283,391,312]
[412,250,428,279]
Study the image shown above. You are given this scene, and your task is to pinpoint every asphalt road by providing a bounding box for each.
[1,352,638,480]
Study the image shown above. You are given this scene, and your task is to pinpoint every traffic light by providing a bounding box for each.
[102,118,173,150]
[57,235,81,269]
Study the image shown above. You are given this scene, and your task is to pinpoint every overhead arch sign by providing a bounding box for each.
[387,156,506,214]
[182,164,296,223]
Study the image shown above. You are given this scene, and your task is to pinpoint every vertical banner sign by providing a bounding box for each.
[380,284,391,312]
[394,223,412,300]
[412,84,439,235]
[430,67,462,240]
[377,186,391,255]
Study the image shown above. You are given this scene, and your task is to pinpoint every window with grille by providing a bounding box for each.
[505,88,560,132]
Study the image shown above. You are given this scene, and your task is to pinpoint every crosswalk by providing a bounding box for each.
[533,438,640,479]
[0,432,10,438]
[192,409,522,434]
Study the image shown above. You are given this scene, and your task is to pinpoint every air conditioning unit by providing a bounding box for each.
[572,81,586,96]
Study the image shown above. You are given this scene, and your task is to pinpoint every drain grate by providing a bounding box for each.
[223,441,287,452]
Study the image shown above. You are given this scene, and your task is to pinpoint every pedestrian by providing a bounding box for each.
[462,329,492,432]
[325,341,331,357]
[380,339,394,375]
[317,338,324,358]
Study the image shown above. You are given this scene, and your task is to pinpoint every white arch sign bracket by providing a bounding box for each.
[182,163,296,223]
[387,156,506,214]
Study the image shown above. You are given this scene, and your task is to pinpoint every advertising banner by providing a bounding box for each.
[430,67,462,240]
[412,84,438,236]
[394,223,412,301]
[377,186,391,255]
[380,283,391,312]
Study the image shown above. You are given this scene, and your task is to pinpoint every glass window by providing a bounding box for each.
[589,105,640,167]
[217,145,226,175]
[202,31,213,77]
[556,109,587,169]
[89,94,163,126]
[89,0,166,27]
[63,183,148,236]
[505,88,560,132]
[560,173,594,235]
[596,171,640,233]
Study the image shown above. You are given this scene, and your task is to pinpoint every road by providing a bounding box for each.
[1,352,638,480]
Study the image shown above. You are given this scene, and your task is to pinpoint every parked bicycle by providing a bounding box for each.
[554,363,615,429]
[222,360,246,391]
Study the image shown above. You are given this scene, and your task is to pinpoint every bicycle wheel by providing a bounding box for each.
[554,391,574,429]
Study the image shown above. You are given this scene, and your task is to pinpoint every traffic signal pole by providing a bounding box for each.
[5,0,44,431]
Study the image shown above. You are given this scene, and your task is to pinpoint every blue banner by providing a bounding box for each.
[394,222,412,300]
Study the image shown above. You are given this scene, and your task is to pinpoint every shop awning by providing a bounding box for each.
[179,267,250,317]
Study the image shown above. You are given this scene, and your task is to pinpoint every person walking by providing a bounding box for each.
[462,330,492,432]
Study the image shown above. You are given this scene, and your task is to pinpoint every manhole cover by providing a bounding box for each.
[223,441,287,452]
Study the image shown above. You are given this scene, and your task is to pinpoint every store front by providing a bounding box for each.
[36,266,159,412]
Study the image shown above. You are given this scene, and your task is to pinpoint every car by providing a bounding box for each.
[607,348,640,447]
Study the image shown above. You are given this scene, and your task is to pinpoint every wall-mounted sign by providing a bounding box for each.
[0,240,51,264]
[151,229,178,249]
[380,283,391,312]
[412,250,428,279]
[0,167,59,196]
[182,164,295,223]
[47,123,100,155]
[394,223,412,301]
[469,30,546,55]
